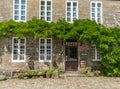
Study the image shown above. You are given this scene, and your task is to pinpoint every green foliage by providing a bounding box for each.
[0,18,120,77]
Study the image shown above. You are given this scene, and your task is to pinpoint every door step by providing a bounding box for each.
[60,71,85,77]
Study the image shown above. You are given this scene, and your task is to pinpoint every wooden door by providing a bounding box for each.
[65,47,78,71]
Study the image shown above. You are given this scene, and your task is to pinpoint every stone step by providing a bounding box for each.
[60,72,85,77]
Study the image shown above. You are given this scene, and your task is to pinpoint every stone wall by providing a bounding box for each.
[0,0,120,27]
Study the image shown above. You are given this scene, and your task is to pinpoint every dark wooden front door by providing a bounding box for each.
[65,47,78,71]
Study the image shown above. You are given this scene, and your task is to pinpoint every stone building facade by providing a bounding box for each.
[0,0,120,75]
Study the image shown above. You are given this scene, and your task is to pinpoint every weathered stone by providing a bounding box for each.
[0,75,6,81]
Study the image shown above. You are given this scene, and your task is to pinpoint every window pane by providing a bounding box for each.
[92,8,95,12]
[14,39,18,43]
[15,0,19,4]
[20,39,25,43]
[67,2,71,6]
[47,17,51,21]
[47,12,51,16]
[20,55,24,60]
[14,50,18,54]
[13,55,18,60]
[41,6,45,10]
[41,12,45,15]
[41,1,45,5]
[47,39,51,44]
[67,18,71,22]
[21,5,25,9]
[47,7,51,10]
[47,1,51,5]
[15,11,19,15]
[21,0,25,4]
[92,13,95,17]
[15,5,19,9]
[21,16,25,20]
[21,11,25,15]
[73,2,77,6]
[97,3,101,7]
[46,55,51,60]
[40,55,44,60]
[92,3,95,7]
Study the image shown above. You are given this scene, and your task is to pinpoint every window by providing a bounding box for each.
[90,1,102,23]
[39,38,52,62]
[91,46,101,61]
[12,37,26,62]
[13,0,26,22]
[40,0,52,22]
[66,1,78,23]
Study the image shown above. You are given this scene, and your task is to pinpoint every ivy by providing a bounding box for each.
[0,18,120,76]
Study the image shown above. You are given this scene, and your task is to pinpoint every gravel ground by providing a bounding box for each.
[0,77,120,89]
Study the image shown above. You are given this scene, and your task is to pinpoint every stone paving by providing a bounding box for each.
[0,77,120,89]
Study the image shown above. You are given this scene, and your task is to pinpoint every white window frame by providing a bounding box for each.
[12,37,26,62]
[66,1,78,23]
[91,45,101,61]
[90,1,102,23]
[39,38,52,62]
[39,0,52,22]
[13,0,27,22]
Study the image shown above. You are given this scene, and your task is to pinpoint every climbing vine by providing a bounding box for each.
[0,17,120,76]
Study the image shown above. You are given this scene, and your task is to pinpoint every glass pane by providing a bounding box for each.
[41,6,45,10]
[67,18,71,22]
[73,13,76,17]
[92,3,95,7]
[14,45,18,49]
[21,16,25,20]
[21,11,25,15]
[47,39,51,44]
[41,1,45,5]
[41,12,45,15]
[15,11,19,15]
[21,5,25,9]
[47,12,51,16]
[41,16,45,20]
[92,13,95,17]
[47,1,51,5]
[13,55,18,60]
[20,46,24,49]
[67,13,71,16]
[97,18,101,23]
[40,55,44,60]
[40,46,45,49]
[97,8,100,12]
[15,0,19,4]
[47,17,51,21]
[14,39,18,43]
[73,2,77,6]
[92,8,95,12]
[97,13,100,17]
[15,5,19,9]
[15,16,19,20]
[20,39,25,43]
[67,2,71,6]
[73,8,76,12]
[14,50,18,54]
[20,50,24,54]
[47,7,51,10]
[47,46,51,49]
[67,8,71,11]
[20,55,24,60]
[97,3,101,7]
[21,0,25,4]
[40,39,45,43]
[46,55,51,60]
[47,50,51,54]
[40,50,44,54]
